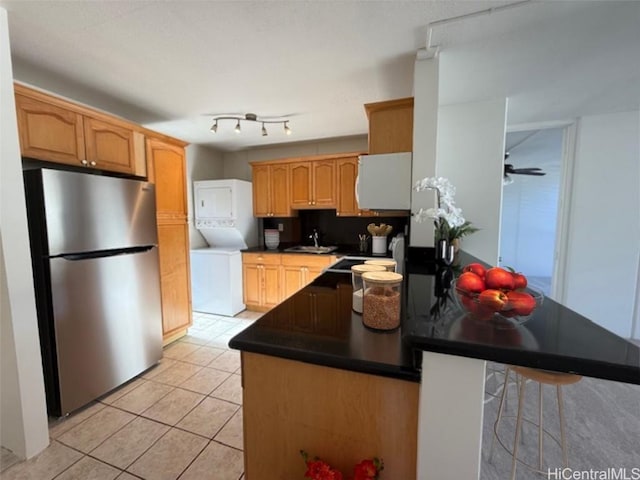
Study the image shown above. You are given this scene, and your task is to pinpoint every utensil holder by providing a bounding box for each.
[372,235,387,255]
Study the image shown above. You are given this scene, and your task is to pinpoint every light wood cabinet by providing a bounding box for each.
[156,220,191,339]
[242,352,419,479]
[243,253,336,311]
[146,136,192,342]
[252,164,293,217]
[280,254,336,300]
[14,84,146,176]
[290,160,336,209]
[365,97,414,154]
[242,253,282,312]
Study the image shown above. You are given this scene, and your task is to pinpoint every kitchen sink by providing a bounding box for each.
[283,245,339,254]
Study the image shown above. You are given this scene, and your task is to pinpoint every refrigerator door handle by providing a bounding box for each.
[56,245,155,261]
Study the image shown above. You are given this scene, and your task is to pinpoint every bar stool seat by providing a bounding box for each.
[490,365,582,479]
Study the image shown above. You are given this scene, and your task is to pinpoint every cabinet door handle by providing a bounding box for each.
[81,159,88,166]
[90,161,96,166]
[308,201,312,205]
[201,200,204,207]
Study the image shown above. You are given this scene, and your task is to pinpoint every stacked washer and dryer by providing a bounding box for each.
[191,179,257,317]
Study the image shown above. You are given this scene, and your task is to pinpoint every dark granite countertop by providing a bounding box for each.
[241,244,393,258]
[228,271,420,382]
[230,249,640,385]
[404,250,640,385]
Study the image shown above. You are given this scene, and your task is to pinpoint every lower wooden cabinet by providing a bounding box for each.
[156,219,192,340]
[146,135,192,342]
[242,253,336,312]
[242,253,282,312]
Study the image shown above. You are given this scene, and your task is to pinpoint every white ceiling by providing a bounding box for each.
[2,1,638,151]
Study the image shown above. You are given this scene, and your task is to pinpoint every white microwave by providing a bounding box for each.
[356,152,412,210]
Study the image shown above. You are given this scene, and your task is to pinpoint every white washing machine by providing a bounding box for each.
[190,247,244,317]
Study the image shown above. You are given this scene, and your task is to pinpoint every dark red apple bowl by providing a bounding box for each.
[451,279,544,326]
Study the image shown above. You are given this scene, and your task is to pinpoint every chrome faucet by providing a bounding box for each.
[310,229,319,248]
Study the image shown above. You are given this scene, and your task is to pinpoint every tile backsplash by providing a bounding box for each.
[262,210,409,248]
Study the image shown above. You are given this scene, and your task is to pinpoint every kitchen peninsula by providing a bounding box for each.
[230,249,640,479]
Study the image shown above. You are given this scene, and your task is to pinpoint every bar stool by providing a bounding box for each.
[490,365,582,479]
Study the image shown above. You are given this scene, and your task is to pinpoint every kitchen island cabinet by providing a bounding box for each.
[231,272,419,479]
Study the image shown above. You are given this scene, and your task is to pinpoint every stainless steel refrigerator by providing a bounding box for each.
[23,168,163,417]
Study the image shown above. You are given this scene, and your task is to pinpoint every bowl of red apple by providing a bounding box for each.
[451,263,544,325]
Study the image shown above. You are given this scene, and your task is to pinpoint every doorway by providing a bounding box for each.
[499,127,564,295]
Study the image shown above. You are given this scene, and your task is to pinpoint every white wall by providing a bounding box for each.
[0,7,49,459]
[185,145,224,248]
[222,135,367,181]
[562,110,640,338]
[409,55,439,247]
[435,98,507,264]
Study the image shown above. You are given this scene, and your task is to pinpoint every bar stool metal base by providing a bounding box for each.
[489,366,582,480]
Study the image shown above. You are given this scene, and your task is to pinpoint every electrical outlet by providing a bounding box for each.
[278,223,284,232]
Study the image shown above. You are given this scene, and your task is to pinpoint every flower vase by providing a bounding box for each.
[437,239,456,266]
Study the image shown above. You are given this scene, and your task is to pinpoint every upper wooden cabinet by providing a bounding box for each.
[84,116,145,175]
[146,137,187,218]
[14,84,146,176]
[253,163,292,218]
[365,97,414,154]
[250,153,362,217]
[289,159,336,209]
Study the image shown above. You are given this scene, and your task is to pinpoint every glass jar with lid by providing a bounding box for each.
[351,264,386,313]
[364,259,397,272]
[361,271,403,330]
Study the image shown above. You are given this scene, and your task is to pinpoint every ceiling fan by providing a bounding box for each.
[503,151,546,185]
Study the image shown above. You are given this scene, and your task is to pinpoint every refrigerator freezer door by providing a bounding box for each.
[49,247,162,415]
[27,169,158,256]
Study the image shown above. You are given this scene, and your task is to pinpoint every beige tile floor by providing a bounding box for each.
[1,310,262,480]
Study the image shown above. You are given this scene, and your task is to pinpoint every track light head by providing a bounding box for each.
[209,114,291,138]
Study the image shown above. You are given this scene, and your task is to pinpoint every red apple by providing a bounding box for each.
[456,272,486,295]
[511,272,528,290]
[478,289,508,311]
[505,291,536,316]
[463,263,486,279]
[485,267,515,290]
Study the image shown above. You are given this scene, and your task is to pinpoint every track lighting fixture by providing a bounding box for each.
[209,113,292,137]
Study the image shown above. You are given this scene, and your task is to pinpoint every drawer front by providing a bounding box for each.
[280,254,336,268]
[242,252,281,265]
